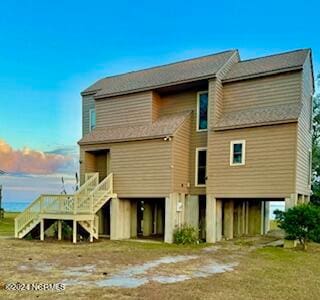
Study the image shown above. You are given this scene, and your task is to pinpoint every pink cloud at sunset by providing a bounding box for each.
[0,139,75,175]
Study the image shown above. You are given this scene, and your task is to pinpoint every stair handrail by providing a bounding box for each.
[74,172,99,213]
[76,172,99,197]
[88,173,113,212]
[15,173,99,237]
[15,195,42,237]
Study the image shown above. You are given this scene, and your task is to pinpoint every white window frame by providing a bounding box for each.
[230,140,246,166]
[196,91,209,132]
[89,108,96,132]
[195,147,207,187]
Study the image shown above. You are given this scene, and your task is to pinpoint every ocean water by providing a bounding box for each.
[2,201,30,212]
[2,201,285,219]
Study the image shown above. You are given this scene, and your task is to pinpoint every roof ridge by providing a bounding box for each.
[89,49,237,82]
[237,48,310,64]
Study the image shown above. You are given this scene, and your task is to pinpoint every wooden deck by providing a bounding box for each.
[14,173,114,243]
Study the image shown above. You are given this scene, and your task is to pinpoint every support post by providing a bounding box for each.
[143,202,153,236]
[206,195,217,243]
[260,201,265,235]
[130,200,137,238]
[241,201,246,235]
[40,219,44,241]
[185,195,199,236]
[264,202,270,234]
[285,193,298,211]
[58,220,62,241]
[156,203,164,235]
[223,200,234,240]
[110,198,131,240]
[73,220,77,244]
[245,201,249,235]
[89,220,93,243]
[216,199,222,241]
[164,193,186,243]
[164,196,173,243]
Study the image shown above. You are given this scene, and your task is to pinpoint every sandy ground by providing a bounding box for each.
[0,236,320,299]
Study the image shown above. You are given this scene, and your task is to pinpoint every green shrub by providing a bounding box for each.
[173,224,199,245]
[275,204,320,250]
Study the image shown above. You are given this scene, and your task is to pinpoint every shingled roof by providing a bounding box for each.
[223,49,310,82]
[78,111,191,145]
[82,50,237,98]
[214,103,302,130]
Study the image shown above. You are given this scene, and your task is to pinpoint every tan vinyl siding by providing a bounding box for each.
[159,90,207,194]
[152,92,161,122]
[222,72,301,113]
[111,139,172,197]
[172,115,192,193]
[296,58,313,195]
[95,91,153,128]
[207,123,297,198]
[80,139,172,197]
[82,95,95,136]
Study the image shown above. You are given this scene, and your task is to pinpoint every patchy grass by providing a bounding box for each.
[1,213,320,299]
[0,212,17,236]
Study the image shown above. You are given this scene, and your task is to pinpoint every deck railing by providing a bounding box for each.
[15,173,113,237]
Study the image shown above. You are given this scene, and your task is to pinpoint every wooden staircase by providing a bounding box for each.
[15,173,115,242]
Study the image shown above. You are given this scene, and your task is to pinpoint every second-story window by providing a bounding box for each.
[230,140,246,166]
[197,91,208,131]
[89,108,96,131]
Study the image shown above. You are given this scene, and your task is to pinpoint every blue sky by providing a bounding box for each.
[0,0,319,204]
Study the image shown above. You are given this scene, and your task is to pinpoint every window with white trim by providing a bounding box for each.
[197,91,208,131]
[230,140,246,166]
[195,148,207,186]
[89,108,96,131]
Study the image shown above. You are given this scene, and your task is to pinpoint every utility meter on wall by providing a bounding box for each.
[176,202,183,212]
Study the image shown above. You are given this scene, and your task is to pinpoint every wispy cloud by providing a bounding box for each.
[0,139,76,175]
[1,173,77,203]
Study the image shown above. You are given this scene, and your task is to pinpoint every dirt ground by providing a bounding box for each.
[1,236,320,300]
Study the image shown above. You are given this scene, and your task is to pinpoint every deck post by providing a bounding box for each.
[73,220,77,244]
[14,218,18,238]
[40,219,44,241]
[89,220,93,243]
[57,220,62,241]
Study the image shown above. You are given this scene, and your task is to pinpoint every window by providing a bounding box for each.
[197,91,208,131]
[230,140,246,166]
[89,108,96,131]
[195,148,207,186]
